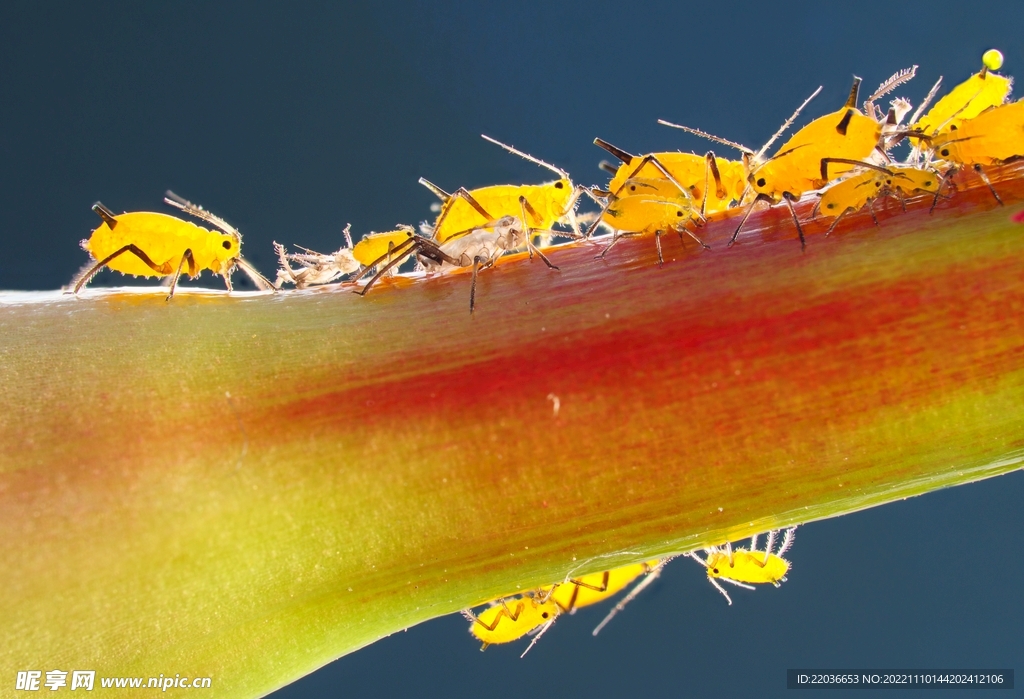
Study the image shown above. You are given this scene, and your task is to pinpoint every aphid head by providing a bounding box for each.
[211,231,242,274]
[748,169,773,197]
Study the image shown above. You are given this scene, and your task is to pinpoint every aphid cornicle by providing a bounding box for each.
[71,191,274,299]
[688,527,797,605]
[419,135,597,267]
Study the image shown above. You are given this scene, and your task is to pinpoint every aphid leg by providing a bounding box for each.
[819,158,891,184]
[725,541,735,566]
[559,570,612,614]
[782,193,806,250]
[676,221,710,250]
[71,244,169,295]
[655,231,665,267]
[622,155,699,219]
[341,223,354,249]
[973,164,1003,206]
[432,187,495,241]
[777,527,797,556]
[931,167,958,214]
[826,209,850,236]
[763,530,777,561]
[597,231,637,260]
[730,193,773,246]
[468,255,484,314]
[592,561,670,636]
[895,188,907,214]
[750,533,759,551]
[354,237,422,295]
[527,240,559,270]
[867,199,879,226]
[274,241,296,289]
[599,161,618,175]
[166,249,197,300]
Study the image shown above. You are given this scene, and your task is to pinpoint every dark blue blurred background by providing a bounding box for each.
[2,1,1021,696]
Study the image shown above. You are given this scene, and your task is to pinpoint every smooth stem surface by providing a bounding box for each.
[2,164,1024,697]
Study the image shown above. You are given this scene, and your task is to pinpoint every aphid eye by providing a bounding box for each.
[676,210,683,217]
[756,178,766,187]
[941,149,950,157]
[222,240,232,250]
[826,203,835,209]
[712,567,719,574]
[555,182,565,189]
[630,185,637,191]
[924,180,933,186]
[541,612,549,619]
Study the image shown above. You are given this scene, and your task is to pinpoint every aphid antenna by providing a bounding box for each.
[163,191,238,236]
[656,119,754,155]
[932,87,987,135]
[481,134,569,180]
[777,527,797,557]
[754,85,824,163]
[709,578,734,605]
[520,617,556,658]
[907,76,943,127]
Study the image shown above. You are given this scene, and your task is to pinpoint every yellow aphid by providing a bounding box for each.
[911,50,1012,139]
[749,79,881,198]
[689,527,796,605]
[932,100,1024,166]
[669,79,881,248]
[594,138,748,216]
[422,135,593,251]
[544,560,662,613]
[351,226,418,269]
[71,191,273,298]
[355,216,532,312]
[462,593,559,654]
[816,162,946,233]
[599,190,704,265]
[930,99,1024,205]
[274,224,359,289]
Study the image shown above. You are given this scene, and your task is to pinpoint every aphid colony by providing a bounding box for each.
[462,527,797,657]
[69,50,1020,310]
